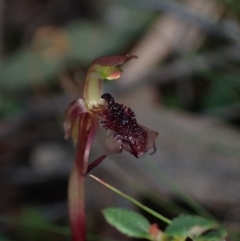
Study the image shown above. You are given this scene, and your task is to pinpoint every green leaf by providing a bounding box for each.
[165,215,219,240]
[103,207,151,239]
[196,229,227,241]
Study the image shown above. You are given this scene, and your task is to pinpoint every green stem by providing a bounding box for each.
[89,174,171,224]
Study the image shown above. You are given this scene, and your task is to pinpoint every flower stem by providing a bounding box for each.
[89,174,171,225]
[68,165,86,241]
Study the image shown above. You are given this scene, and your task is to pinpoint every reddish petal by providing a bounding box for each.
[76,113,99,175]
[64,98,88,142]
[91,54,138,66]
[86,155,106,174]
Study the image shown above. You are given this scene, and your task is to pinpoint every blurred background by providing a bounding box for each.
[1,0,240,240]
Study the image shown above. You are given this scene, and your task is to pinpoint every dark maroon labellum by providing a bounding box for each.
[99,93,155,158]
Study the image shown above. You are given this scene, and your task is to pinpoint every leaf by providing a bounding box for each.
[165,215,220,240]
[196,229,227,241]
[103,207,151,239]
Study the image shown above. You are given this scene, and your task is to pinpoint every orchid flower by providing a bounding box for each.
[64,55,158,241]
